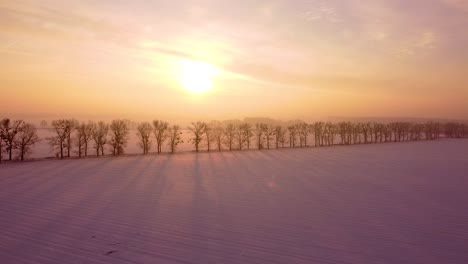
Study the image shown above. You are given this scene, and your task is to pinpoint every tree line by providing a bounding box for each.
[1,117,467,162]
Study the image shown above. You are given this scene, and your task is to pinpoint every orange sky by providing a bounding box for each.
[1,0,467,122]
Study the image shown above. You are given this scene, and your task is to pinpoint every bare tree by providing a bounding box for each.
[383,124,392,142]
[298,123,309,148]
[390,122,410,142]
[338,122,355,145]
[209,122,224,151]
[153,120,169,154]
[312,122,324,147]
[457,123,466,138]
[14,123,40,161]
[265,124,276,149]
[323,122,335,146]
[224,123,236,151]
[288,125,298,148]
[39,120,48,128]
[445,122,468,138]
[48,119,75,159]
[167,125,183,153]
[424,121,433,141]
[92,121,108,157]
[235,124,244,150]
[462,123,468,138]
[205,123,213,152]
[0,120,5,163]
[75,122,93,158]
[240,123,254,150]
[424,121,441,141]
[375,123,385,143]
[66,120,78,157]
[389,122,398,142]
[0,121,3,163]
[370,122,378,143]
[109,119,130,156]
[188,121,206,152]
[362,122,371,144]
[76,126,85,158]
[410,123,424,141]
[433,122,441,140]
[338,122,347,145]
[137,122,153,154]
[254,123,267,150]
[0,119,24,160]
[274,125,287,148]
[352,123,362,144]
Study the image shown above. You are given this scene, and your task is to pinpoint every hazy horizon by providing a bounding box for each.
[2,0,468,121]
[3,112,468,126]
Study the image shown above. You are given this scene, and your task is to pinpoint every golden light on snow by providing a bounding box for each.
[178,60,216,94]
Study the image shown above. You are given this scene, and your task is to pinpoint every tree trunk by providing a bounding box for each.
[20,147,24,161]
[67,139,71,157]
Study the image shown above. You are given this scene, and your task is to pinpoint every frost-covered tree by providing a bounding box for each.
[312,122,324,147]
[0,119,24,160]
[265,124,276,149]
[0,122,3,163]
[322,122,335,146]
[188,121,206,152]
[109,119,130,156]
[240,123,253,150]
[254,123,267,150]
[274,126,287,148]
[205,123,213,152]
[234,123,244,150]
[15,123,40,161]
[223,123,236,151]
[153,120,169,154]
[209,121,224,152]
[288,125,298,148]
[48,119,76,159]
[137,122,153,154]
[92,121,108,157]
[75,121,94,158]
[298,123,309,148]
[167,125,183,153]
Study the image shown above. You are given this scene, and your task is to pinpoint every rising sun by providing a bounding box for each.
[178,60,216,94]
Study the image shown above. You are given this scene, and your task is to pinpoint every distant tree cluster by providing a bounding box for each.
[0,117,467,162]
[47,119,183,158]
[444,122,468,138]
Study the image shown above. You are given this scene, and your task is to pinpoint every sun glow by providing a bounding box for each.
[178,60,216,94]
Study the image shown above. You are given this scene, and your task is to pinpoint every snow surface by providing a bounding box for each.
[1,140,468,264]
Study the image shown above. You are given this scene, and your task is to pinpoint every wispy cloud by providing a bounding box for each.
[439,0,468,12]
[392,32,436,58]
[300,0,342,23]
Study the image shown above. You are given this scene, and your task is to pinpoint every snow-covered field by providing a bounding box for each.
[1,140,468,264]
